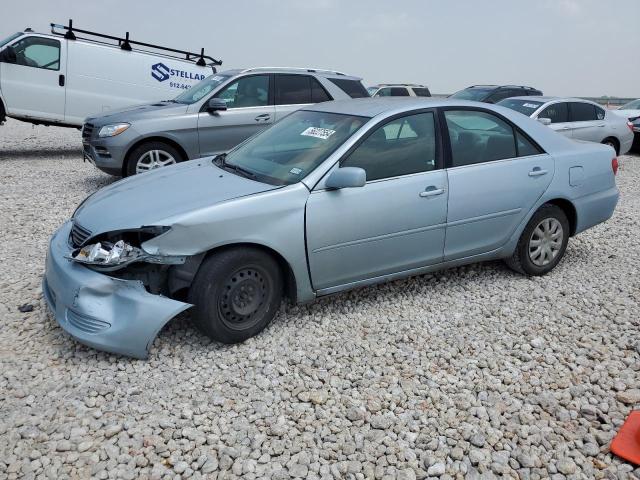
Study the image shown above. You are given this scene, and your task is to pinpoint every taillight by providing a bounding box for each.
[612,157,619,175]
[627,121,634,132]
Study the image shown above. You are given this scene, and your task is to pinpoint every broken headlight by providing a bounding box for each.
[72,240,144,268]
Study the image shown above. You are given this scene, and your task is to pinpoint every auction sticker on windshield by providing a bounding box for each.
[301,127,336,140]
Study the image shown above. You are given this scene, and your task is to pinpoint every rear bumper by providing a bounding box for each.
[43,221,191,359]
[574,186,619,235]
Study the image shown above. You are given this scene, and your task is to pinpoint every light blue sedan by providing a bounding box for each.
[44,98,619,358]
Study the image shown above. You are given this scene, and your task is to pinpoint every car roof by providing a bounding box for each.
[506,96,603,104]
[305,97,494,117]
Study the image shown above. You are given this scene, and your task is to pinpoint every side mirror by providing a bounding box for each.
[537,117,552,126]
[0,46,17,64]
[206,98,227,113]
[325,167,366,190]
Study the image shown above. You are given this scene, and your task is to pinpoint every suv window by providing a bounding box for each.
[539,102,569,123]
[327,78,369,98]
[444,110,516,166]
[215,75,269,108]
[486,89,519,104]
[11,36,60,70]
[412,87,431,97]
[341,112,437,181]
[570,102,597,122]
[274,74,332,105]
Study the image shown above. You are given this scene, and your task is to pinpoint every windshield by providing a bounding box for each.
[620,99,640,110]
[450,88,494,101]
[173,74,231,104]
[497,98,544,116]
[223,110,368,186]
[0,32,22,48]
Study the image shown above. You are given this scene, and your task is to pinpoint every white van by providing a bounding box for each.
[0,21,221,128]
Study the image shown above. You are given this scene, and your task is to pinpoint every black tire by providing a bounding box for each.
[601,137,620,155]
[0,100,6,124]
[188,248,283,344]
[125,141,184,176]
[505,204,570,276]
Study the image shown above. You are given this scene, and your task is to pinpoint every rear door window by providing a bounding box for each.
[569,102,597,122]
[389,87,410,96]
[412,87,431,97]
[538,103,569,123]
[275,74,312,105]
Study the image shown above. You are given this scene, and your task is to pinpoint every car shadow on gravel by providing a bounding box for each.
[0,148,82,160]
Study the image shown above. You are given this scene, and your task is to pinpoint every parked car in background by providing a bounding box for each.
[82,67,368,176]
[44,98,619,358]
[367,84,431,97]
[0,21,219,127]
[613,99,640,121]
[498,96,634,155]
[450,85,542,103]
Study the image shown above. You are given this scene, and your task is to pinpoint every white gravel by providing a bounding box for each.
[0,118,639,479]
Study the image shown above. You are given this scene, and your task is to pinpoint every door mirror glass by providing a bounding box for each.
[537,117,552,126]
[325,167,366,190]
[206,98,228,113]
[0,46,17,64]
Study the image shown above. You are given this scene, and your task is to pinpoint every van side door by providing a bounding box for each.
[197,74,274,157]
[0,35,66,122]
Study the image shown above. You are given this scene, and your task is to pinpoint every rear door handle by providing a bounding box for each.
[419,186,444,197]
[254,114,270,122]
[529,167,548,177]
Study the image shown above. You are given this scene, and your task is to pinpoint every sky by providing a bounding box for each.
[2,0,638,98]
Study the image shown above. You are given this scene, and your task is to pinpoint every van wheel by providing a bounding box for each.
[0,100,6,124]
[188,248,283,344]
[505,204,569,276]
[125,141,184,176]
[601,137,620,155]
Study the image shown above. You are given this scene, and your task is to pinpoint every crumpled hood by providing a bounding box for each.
[86,101,189,125]
[73,160,278,235]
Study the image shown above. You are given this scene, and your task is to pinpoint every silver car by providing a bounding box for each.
[81,67,369,176]
[498,96,634,155]
[44,98,619,358]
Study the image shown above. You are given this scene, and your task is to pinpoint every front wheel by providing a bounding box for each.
[188,248,283,344]
[125,141,183,176]
[505,204,570,276]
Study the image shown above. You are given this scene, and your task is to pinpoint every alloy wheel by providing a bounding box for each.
[136,149,177,174]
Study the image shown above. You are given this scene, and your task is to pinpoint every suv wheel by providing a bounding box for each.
[126,141,184,176]
[189,248,283,344]
[0,100,6,124]
[505,204,570,276]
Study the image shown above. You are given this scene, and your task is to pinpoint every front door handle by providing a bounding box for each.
[419,186,444,198]
[59,74,65,87]
[254,114,270,122]
[529,167,548,177]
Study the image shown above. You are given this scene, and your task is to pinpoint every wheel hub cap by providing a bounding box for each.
[136,150,176,174]
[528,218,563,267]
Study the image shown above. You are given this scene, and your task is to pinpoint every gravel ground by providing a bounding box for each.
[0,118,639,480]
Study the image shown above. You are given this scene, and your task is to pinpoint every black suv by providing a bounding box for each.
[450,85,543,104]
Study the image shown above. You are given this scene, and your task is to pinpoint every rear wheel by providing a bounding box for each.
[125,141,184,176]
[188,248,283,344]
[505,204,569,276]
[601,137,620,155]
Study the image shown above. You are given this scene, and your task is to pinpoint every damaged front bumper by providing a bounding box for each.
[42,221,191,359]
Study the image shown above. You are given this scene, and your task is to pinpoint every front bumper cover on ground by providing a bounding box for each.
[42,221,191,359]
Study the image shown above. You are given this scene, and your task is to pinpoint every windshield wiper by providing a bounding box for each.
[215,154,257,179]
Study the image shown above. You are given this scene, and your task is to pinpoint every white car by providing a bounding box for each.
[613,99,640,122]
[0,21,219,128]
[367,84,431,98]
[498,96,634,155]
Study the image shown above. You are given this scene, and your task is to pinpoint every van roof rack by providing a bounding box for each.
[240,66,347,76]
[50,19,222,68]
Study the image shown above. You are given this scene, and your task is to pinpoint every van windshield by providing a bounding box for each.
[173,74,231,104]
[0,32,22,48]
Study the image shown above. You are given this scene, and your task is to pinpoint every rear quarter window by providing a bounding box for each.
[412,87,431,97]
[328,78,370,98]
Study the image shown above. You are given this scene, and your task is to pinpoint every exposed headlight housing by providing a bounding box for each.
[98,123,130,138]
[71,240,144,269]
